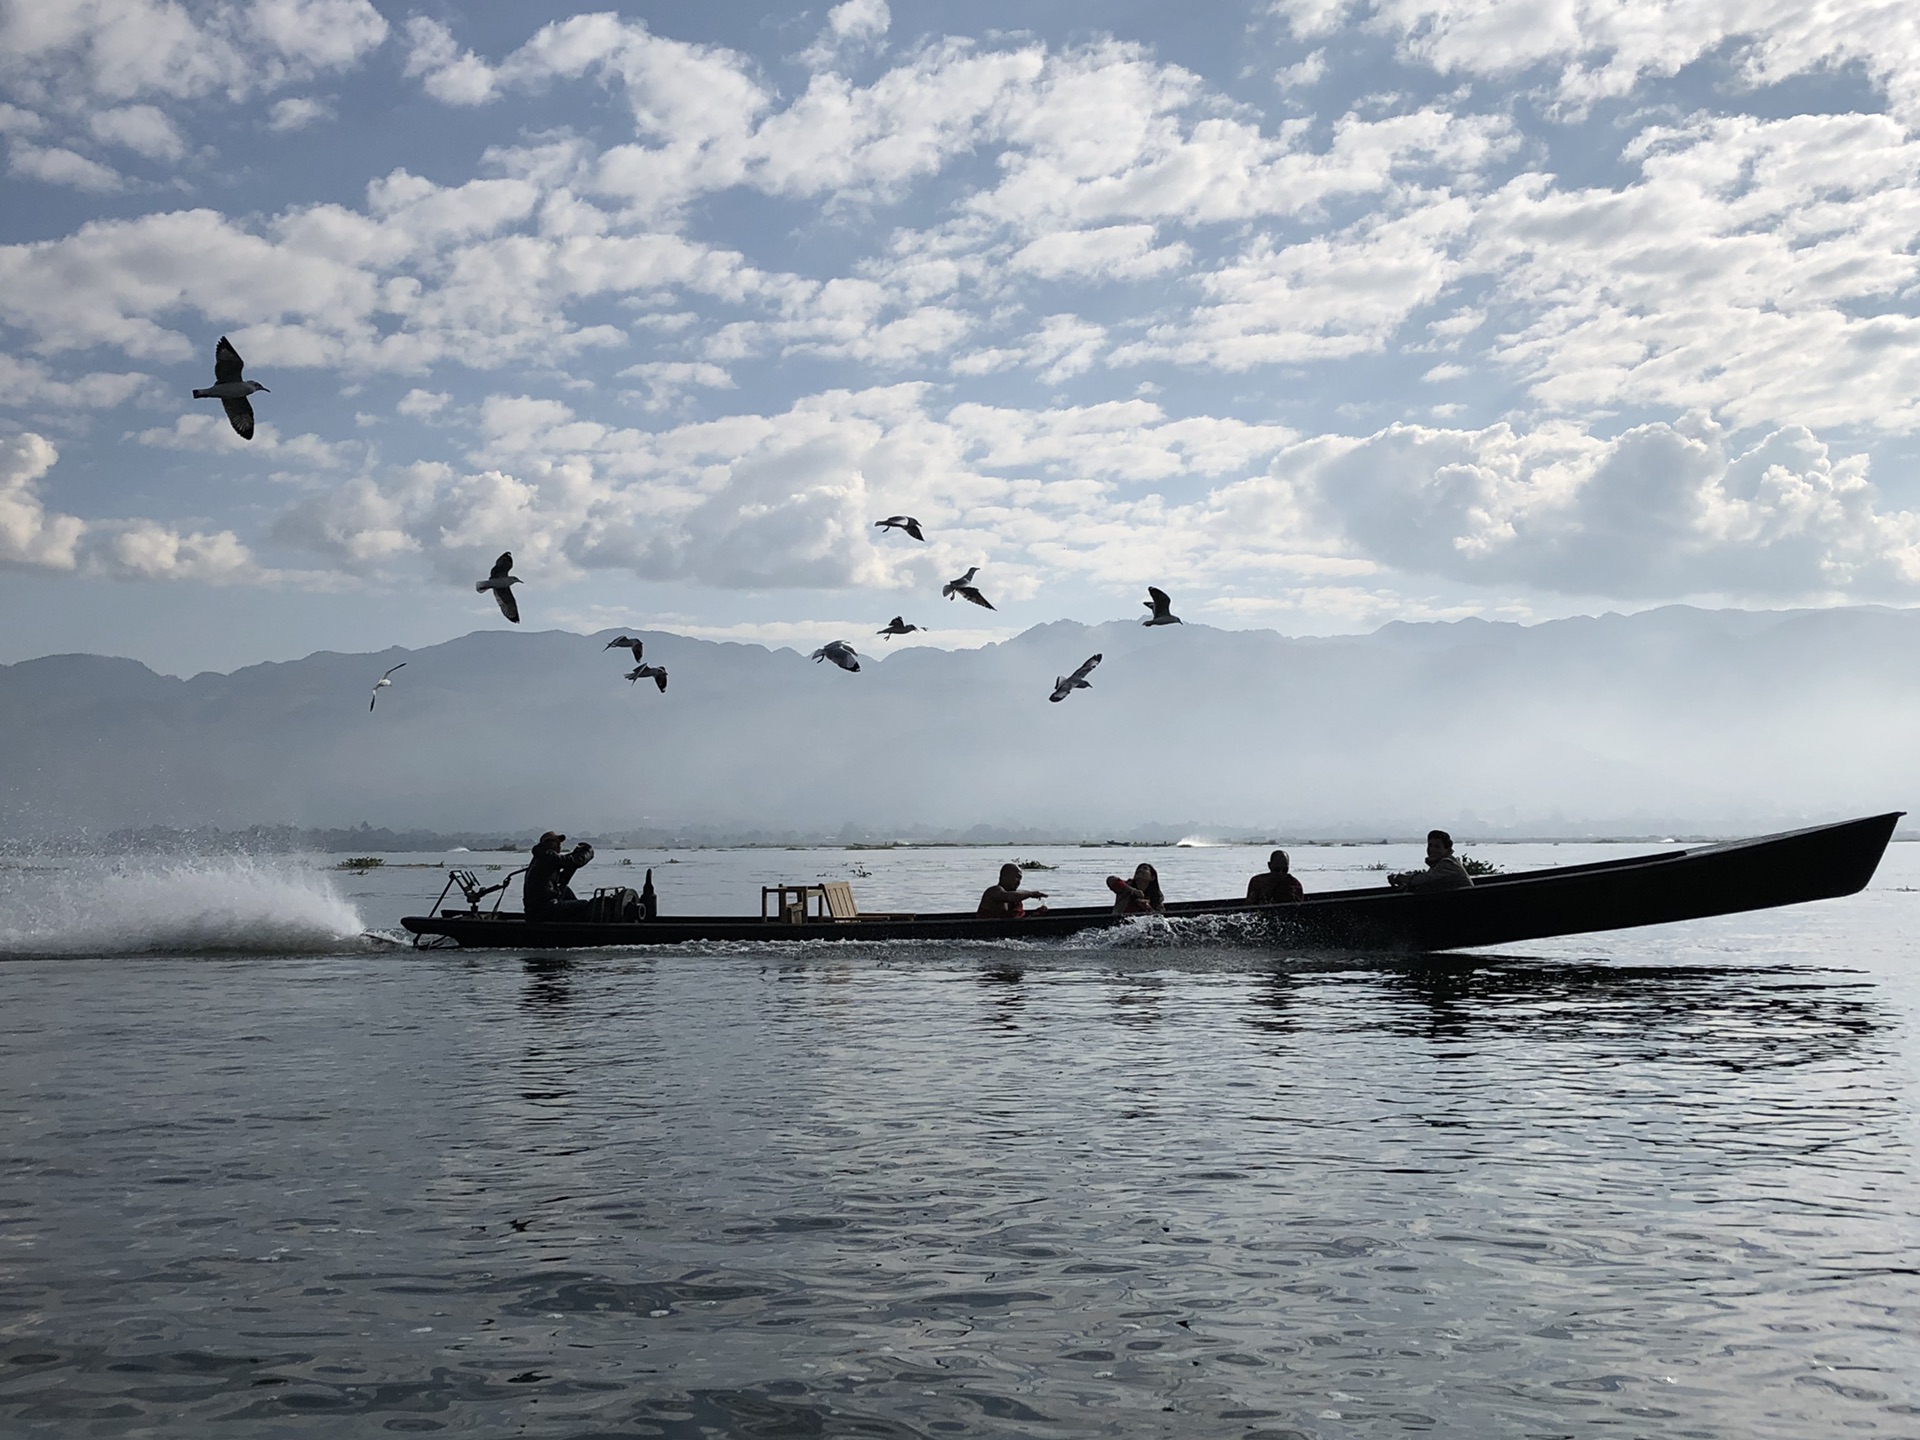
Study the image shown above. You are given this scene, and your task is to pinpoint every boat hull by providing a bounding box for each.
[400,813,1901,953]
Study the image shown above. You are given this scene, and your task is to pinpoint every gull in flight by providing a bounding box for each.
[877,616,922,640]
[476,552,521,623]
[191,336,269,440]
[812,640,861,672]
[626,664,668,693]
[1142,586,1183,626]
[874,515,925,541]
[369,662,405,712]
[1049,654,1102,703]
[605,635,644,661]
[942,567,995,610]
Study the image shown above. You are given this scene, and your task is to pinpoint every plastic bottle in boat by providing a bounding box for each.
[641,868,657,920]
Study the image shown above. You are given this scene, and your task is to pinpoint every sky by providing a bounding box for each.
[5,0,1920,675]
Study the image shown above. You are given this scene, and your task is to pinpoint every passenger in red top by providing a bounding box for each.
[978,863,1048,918]
[1246,849,1305,904]
[1107,862,1165,915]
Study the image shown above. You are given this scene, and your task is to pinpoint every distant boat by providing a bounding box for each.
[402,813,1900,952]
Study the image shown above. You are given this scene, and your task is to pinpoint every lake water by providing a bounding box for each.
[2,840,1917,1437]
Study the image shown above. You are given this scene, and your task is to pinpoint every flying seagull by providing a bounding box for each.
[874,515,924,541]
[812,640,861,672]
[369,662,405,712]
[877,616,921,640]
[191,336,269,440]
[626,663,668,693]
[604,635,644,661]
[1142,586,1182,626]
[1049,653,1102,703]
[942,567,995,610]
[476,552,522,623]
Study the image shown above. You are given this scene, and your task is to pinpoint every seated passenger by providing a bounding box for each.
[1107,862,1166,915]
[1246,849,1305,904]
[978,863,1048,918]
[524,831,597,920]
[1388,830,1473,892]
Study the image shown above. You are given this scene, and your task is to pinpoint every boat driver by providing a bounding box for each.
[524,831,596,920]
[1388,830,1474,892]
[977,863,1048,918]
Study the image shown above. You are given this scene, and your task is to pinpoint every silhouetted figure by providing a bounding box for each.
[477,552,522,622]
[1389,830,1474,892]
[812,640,861,672]
[1247,849,1304,903]
[192,336,269,439]
[524,831,596,919]
[1142,586,1182,626]
[1108,862,1165,914]
[1049,653,1101,703]
[978,862,1048,918]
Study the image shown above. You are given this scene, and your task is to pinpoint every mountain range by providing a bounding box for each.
[3,606,1916,843]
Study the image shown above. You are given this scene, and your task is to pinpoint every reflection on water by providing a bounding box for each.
[0,938,1915,1438]
[520,954,575,1012]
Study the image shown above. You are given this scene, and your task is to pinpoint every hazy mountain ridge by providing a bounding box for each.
[3,606,1915,842]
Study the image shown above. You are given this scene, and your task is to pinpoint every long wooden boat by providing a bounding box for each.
[401,812,1901,953]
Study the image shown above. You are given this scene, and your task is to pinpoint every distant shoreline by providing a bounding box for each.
[9,821,1911,856]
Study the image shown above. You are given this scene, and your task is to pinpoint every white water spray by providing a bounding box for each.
[0,856,369,957]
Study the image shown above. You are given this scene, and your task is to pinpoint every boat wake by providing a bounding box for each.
[0,857,371,958]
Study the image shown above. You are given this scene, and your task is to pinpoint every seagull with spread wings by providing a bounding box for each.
[1142,586,1183,626]
[874,515,924,541]
[369,663,405,712]
[476,552,522,623]
[1049,654,1102,703]
[812,640,861,672]
[626,664,668,693]
[605,635,644,661]
[942,566,995,610]
[191,336,270,440]
[877,616,922,639]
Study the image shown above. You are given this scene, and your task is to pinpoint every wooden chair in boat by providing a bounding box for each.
[819,880,914,922]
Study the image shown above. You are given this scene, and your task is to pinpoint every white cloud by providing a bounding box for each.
[94,519,257,582]
[395,388,450,419]
[1241,414,1920,599]
[401,16,498,106]
[0,431,84,570]
[1471,113,1920,432]
[799,0,891,71]
[1117,196,1472,368]
[1357,0,1920,122]
[89,103,186,161]
[1010,224,1192,282]
[1277,49,1328,88]
[952,314,1107,383]
[0,101,45,135]
[0,0,389,106]
[618,360,735,410]
[0,182,793,372]
[266,95,331,131]
[0,353,149,408]
[8,140,121,190]
[0,430,267,582]
[1271,0,1356,41]
[828,0,891,47]
[271,386,1301,598]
